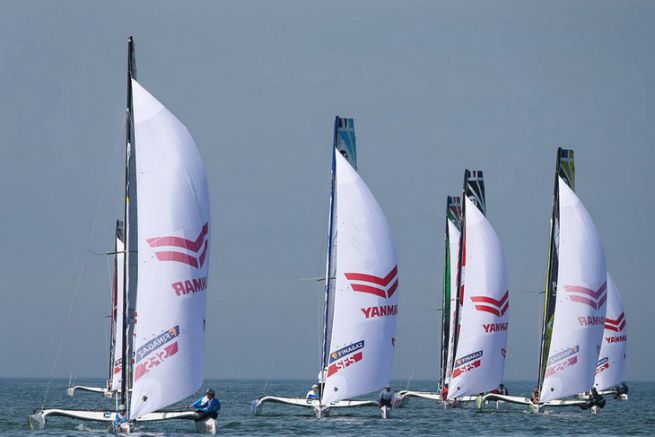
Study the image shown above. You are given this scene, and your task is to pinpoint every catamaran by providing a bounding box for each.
[481,148,608,413]
[67,221,125,399]
[591,273,628,400]
[398,171,509,407]
[29,36,214,432]
[252,116,399,419]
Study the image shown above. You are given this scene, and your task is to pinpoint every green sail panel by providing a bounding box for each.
[334,116,357,170]
[537,147,575,389]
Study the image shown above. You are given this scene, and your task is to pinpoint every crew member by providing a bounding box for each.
[615,382,629,399]
[530,387,540,404]
[440,383,449,401]
[378,385,394,408]
[581,387,605,410]
[499,384,509,395]
[113,404,128,428]
[306,384,319,401]
[192,388,221,421]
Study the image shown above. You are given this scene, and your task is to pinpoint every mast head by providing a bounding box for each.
[463,169,486,215]
[334,116,357,170]
[446,196,462,230]
[127,36,137,80]
[557,147,575,191]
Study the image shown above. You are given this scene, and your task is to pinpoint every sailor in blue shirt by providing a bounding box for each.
[192,388,220,421]
[113,404,128,428]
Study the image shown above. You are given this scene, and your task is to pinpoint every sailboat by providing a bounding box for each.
[252,116,399,418]
[396,195,464,406]
[401,171,510,408]
[592,273,628,399]
[29,36,214,432]
[67,221,125,398]
[481,148,608,412]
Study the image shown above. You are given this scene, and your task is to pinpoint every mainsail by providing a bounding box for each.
[594,273,626,390]
[321,134,398,405]
[538,148,607,402]
[108,221,125,392]
[440,196,461,388]
[448,170,509,399]
[128,79,211,419]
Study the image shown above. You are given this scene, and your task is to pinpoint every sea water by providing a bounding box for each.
[3,378,653,435]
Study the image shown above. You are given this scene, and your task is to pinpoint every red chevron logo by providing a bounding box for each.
[564,282,607,310]
[470,291,509,317]
[147,223,209,269]
[604,312,626,332]
[345,266,398,299]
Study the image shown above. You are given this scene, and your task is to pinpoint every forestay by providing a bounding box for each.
[448,196,508,399]
[129,79,211,419]
[540,178,606,402]
[594,273,626,390]
[322,150,398,405]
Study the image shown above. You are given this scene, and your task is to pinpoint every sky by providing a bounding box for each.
[1,1,653,383]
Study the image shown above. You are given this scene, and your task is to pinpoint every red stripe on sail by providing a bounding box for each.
[345,266,397,286]
[350,283,387,298]
[155,251,199,268]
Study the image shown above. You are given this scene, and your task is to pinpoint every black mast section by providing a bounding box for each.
[120,36,136,408]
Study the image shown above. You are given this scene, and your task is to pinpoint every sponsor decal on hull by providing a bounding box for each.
[327,352,363,377]
[147,223,209,269]
[345,266,398,299]
[361,305,397,319]
[578,316,605,327]
[595,357,609,375]
[172,276,208,296]
[452,350,483,378]
[545,345,579,377]
[564,282,607,309]
[136,325,179,363]
[330,341,365,363]
[470,291,509,317]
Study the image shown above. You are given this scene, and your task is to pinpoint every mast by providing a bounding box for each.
[439,196,460,387]
[320,117,339,392]
[537,147,574,390]
[120,35,137,408]
[448,170,484,379]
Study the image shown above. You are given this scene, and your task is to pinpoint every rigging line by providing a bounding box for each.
[261,346,280,396]
[40,116,125,411]
[405,343,426,390]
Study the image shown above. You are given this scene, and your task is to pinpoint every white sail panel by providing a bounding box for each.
[448,197,508,399]
[322,150,398,405]
[110,235,125,392]
[129,79,210,419]
[444,220,460,386]
[540,178,606,402]
[594,273,626,390]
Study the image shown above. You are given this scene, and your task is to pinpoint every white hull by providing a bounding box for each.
[251,396,379,417]
[66,385,113,398]
[28,408,214,433]
[478,393,592,413]
[395,390,476,408]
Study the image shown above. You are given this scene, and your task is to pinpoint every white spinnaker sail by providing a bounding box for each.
[110,235,125,392]
[129,79,210,419]
[448,197,508,399]
[540,178,606,402]
[594,273,626,390]
[322,150,398,405]
[444,220,461,386]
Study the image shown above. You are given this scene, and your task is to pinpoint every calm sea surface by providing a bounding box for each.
[3,378,653,435]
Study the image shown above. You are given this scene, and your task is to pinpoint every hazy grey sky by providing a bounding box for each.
[1,1,653,383]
